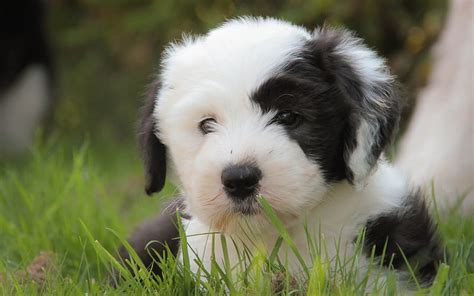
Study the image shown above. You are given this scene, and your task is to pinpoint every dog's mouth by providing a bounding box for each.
[233,202,262,216]
[231,194,262,216]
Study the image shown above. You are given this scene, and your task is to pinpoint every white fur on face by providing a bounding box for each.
[155,18,327,231]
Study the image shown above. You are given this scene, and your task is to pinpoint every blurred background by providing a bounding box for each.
[21,0,448,148]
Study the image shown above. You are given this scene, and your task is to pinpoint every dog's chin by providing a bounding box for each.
[207,197,262,232]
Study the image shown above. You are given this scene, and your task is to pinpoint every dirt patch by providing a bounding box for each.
[5,251,59,286]
[25,251,57,284]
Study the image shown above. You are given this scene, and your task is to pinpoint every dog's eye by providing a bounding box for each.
[199,117,217,134]
[272,111,301,128]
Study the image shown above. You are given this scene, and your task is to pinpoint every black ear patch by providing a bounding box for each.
[251,27,401,185]
[138,79,167,195]
[306,28,401,185]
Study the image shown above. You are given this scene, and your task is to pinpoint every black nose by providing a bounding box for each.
[221,164,262,201]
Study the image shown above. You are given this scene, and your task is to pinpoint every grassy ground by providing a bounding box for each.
[0,138,472,295]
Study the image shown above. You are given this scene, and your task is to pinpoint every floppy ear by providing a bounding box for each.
[309,27,401,188]
[138,79,167,195]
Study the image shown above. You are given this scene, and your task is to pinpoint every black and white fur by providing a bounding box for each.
[125,17,442,287]
[0,0,53,154]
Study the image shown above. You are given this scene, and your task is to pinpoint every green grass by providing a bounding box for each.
[0,139,472,295]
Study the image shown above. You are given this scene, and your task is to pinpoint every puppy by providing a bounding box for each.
[124,17,443,287]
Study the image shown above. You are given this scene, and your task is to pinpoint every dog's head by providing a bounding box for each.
[139,18,400,230]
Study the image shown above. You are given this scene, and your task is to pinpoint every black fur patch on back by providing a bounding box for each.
[111,198,188,285]
[363,191,443,284]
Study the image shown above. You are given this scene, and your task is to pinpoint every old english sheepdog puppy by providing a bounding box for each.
[120,17,443,286]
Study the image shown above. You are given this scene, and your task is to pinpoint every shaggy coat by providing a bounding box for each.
[120,17,443,287]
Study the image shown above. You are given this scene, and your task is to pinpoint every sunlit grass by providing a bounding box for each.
[0,140,472,295]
